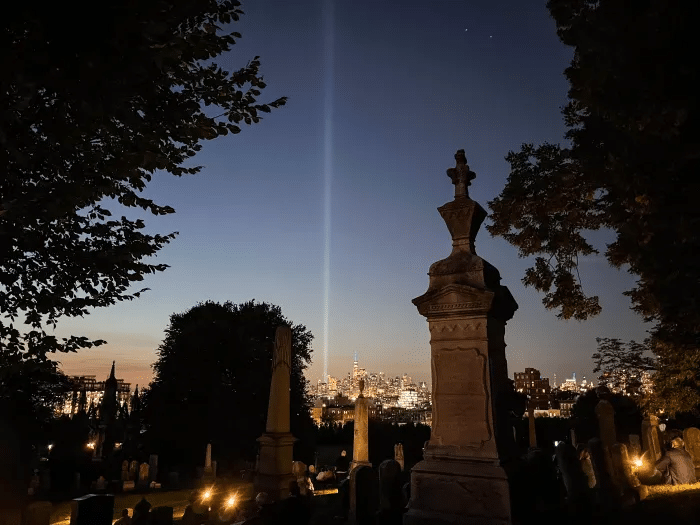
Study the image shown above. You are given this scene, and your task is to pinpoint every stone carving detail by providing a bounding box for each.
[430,322,483,333]
[446,150,476,198]
[427,302,489,312]
[431,347,491,447]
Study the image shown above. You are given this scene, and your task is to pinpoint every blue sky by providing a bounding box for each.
[55,0,650,389]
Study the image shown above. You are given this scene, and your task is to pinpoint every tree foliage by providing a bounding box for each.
[142,300,313,472]
[592,337,655,400]
[487,1,700,411]
[0,0,286,358]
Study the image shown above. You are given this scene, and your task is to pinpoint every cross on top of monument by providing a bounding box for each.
[446,149,476,199]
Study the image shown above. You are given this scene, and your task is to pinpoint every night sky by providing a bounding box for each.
[56,0,649,389]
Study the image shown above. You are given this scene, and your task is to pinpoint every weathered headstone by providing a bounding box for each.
[132,497,152,524]
[23,501,52,525]
[588,438,615,512]
[394,443,404,471]
[69,494,114,525]
[642,415,662,462]
[122,480,135,492]
[351,380,371,472]
[149,454,158,483]
[95,475,107,491]
[253,325,296,501]
[683,427,700,471]
[629,434,642,459]
[129,460,138,481]
[555,443,590,515]
[405,151,518,525]
[349,465,378,525]
[202,444,214,484]
[377,459,403,525]
[121,460,129,482]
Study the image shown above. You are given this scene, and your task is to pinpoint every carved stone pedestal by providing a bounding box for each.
[254,433,296,500]
[405,458,510,525]
[406,151,517,524]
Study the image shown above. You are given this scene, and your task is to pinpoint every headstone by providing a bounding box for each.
[610,443,636,506]
[95,476,107,491]
[149,454,158,483]
[138,463,149,486]
[129,460,138,481]
[555,442,589,514]
[405,151,517,525]
[150,506,173,525]
[642,415,662,462]
[595,400,616,450]
[23,501,52,525]
[121,460,129,482]
[69,494,114,525]
[122,481,135,492]
[351,380,371,471]
[132,497,152,524]
[349,465,378,525]
[629,434,642,459]
[394,444,404,471]
[683,427,700,470]
[253,325,296,501]
[588,438,615,512]
[376,460,403,525]
[167,471,179,488]
[202,444,214,484]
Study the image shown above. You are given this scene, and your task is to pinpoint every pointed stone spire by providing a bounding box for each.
[109,361,116,379]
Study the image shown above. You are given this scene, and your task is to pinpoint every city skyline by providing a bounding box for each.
[53,0,649,391]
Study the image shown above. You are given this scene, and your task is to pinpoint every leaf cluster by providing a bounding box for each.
[0,0,286,357]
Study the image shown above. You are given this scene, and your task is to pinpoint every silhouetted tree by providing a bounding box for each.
[592,337,655,400]
[142,300,313,473]
[571,389,642,443]
[487,0,700,412]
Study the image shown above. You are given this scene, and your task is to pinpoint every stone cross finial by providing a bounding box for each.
[446,149,476,198]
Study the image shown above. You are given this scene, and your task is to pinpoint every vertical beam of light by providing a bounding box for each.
[322,1,334,385]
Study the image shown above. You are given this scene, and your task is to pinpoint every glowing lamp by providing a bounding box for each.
[225,495,236,508]
[634,458,643,468]
[202,489,212,501]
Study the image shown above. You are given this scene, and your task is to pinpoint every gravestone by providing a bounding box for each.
[351,380,371,471]
[95,475,107,491]
[610,443,636,506]
[23,501,52,525]
[167,471,179,488]
[683,427,700,472]
[394,443,404,471]
[149,454,158,483]
[642,415,662,462]
[129,460,138,481]
[121,460,129,482]
[595,400,616,450]
[138,463,149,488]
[406,150,518,525]
[377,459,403,525]
[254,326,297,501]
[133,497,152,524]
[555,443,589,515]
[629,434,642,459]
[588,438,615,512]
[150,506,173,525]
[70,494,114,525]
[122,481,135,492]
[202,444,214,484]
[349,465,378,525]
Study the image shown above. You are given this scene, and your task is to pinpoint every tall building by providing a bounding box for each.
[513,368,551,410]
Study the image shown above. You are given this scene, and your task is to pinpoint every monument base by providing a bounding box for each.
[253,433,296,501]
[404,458,511,525]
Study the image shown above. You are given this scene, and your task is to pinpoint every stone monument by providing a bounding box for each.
[351,379,371,471]
[254,325,296,501]
[405,150,518,525]
[202,444,214,485]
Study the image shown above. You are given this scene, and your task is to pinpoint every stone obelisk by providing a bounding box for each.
[405,150,518,525]
[351,379,371,471]
[254,325,296,501]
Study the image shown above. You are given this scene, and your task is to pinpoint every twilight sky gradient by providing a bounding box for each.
[56,0,649,389]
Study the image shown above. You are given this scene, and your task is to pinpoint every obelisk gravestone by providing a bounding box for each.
[254,325,296,501]
[405,150,518,525]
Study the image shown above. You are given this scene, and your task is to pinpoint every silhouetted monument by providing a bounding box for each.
[405,150,518,524]
[254,325,296,501]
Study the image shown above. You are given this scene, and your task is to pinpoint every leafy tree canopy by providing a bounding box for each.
[0,0,286,358]
[487,1,700,411]
[142,300,313,471]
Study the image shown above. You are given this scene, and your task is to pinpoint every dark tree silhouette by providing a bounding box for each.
[592,338,655,400]
[487,0,700,411]
[1,0,285,357]
[143,300,313,474]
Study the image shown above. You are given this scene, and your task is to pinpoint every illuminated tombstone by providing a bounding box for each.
[405,150,518,525]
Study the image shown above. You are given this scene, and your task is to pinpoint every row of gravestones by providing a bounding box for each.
[343,459,408,525]
[70,495,172,525]
[118,455,160,491]
[558,400,700,514]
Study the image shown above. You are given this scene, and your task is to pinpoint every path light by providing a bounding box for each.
[202,488,212,501]
[634,457,644,468]
[86,442,95,449]
[225,495,235,508]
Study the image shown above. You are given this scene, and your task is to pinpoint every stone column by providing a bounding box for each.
[202,444,214,485]
[405,150,518,525]
[254,326,296,501]
[351,380,371,472]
